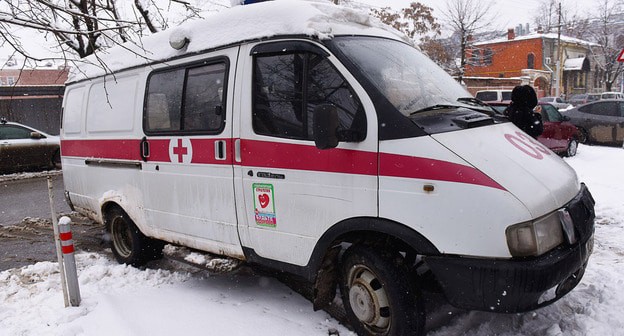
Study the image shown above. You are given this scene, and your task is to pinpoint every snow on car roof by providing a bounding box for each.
[68,0,405,83]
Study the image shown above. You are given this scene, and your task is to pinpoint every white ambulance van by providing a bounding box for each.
[61,1,595,335]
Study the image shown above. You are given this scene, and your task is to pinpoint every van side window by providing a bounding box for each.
[253,52,365,141]
[145,61,227,134]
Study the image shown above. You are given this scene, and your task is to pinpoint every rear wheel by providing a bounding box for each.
[576,128,589,144]
[107,207,164,266]
[565,139,578,157]
[339,245,425,336]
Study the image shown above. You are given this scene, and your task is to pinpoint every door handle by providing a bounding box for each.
[215,140,226,160]
[140,136,150,162]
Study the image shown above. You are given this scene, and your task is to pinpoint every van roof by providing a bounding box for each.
[68,0,405,83]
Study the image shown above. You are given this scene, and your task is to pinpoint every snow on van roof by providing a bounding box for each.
[68,0,405,83]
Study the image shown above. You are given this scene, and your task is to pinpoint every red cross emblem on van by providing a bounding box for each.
[169,138,193,163]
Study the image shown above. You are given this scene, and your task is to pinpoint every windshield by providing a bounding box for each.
[331,36,475,116]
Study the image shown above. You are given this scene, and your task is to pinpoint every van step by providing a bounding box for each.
[162,244,243,273]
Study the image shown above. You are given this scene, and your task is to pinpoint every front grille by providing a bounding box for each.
[566,183,595,242]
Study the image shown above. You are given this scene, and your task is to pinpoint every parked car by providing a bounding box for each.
[487,102,578,156]
[564,99,624,146]
[0,119,60,173]
[600,91,624,100]
[538,96,572,110]
[534,103,579,156]
[475,89,512,103]
[567,93,600,106]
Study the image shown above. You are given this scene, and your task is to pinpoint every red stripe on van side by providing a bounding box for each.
[192,138,234,164]
[62,138,234,165]
[62,138,504,190]
[240,139,378,175]
[379,153,505,190]
[61,139,142,160]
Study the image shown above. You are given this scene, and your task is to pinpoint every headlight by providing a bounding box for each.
[506,212,564,257]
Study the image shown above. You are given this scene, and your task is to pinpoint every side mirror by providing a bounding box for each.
[30,131,44,139]
[562,115,571,121]
[313,104,339,150]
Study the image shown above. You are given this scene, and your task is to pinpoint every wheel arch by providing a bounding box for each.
[308,217,439,311]
[311,217,440,270]
[99,194,148,236]
[101,201,122,231]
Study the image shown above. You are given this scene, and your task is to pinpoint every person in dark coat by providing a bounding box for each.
[504,85,543,138]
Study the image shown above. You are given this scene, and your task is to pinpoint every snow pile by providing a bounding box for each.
[0,170,61,183]
[1,144,624,335]
[0,253,351,336]
[69,0,403,83]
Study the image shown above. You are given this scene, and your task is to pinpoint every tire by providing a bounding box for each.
[339,245,425,336]
[107,207,164,266]
[576,128,589,144]
[51,149,62,169]
[565,139,578,157]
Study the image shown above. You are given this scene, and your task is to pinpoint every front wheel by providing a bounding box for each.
[339,245,425,336]
[576,128,589,144]
[565,139,578,157]
[107,207,163,266]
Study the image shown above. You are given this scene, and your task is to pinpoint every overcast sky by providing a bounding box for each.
[368,0,598,34]
[0,0,601,61]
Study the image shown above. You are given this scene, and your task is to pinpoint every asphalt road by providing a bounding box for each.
[0,173,71,226]
[0,172,104,271]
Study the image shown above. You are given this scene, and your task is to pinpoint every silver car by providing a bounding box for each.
[538,96,571,110]
[564,99,624,146]
[0,119,60,173]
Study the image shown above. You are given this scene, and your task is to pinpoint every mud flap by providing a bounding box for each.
[313,245,341,311]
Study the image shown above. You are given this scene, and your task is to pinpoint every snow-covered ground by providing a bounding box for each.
[1,144,623,336]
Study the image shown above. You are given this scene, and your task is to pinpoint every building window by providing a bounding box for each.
[573,72,586,89]
[470,49,481,65]
[483,48,493,65]
[527,53,535,69]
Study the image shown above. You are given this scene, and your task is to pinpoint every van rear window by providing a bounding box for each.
[144,61,227,134]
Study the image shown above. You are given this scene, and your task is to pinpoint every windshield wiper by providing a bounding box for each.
[409,104,460,115]
[457,97,489,107]
[456,97,498,115]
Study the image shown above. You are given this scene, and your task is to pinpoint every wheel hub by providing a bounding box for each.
[349,281,377,323]
[347,267,390,330]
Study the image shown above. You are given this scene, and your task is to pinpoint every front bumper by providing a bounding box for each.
[426,183,595,313]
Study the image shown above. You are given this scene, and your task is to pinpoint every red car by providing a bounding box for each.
[488,102,578,156]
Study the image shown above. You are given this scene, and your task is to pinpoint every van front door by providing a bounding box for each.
[234,41,378,266]
[141,51,243,257]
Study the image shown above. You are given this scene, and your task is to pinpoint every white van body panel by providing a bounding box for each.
[62,48,245,258]
[432,123,580,217]
[378,136,529,257]
[234,41,379,266]
[138,47,242,257]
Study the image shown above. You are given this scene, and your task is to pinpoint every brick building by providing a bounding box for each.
[0,58,68,135]
[464,29,598,99]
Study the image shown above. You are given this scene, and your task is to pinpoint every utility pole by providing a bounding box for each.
[555,2,562,97]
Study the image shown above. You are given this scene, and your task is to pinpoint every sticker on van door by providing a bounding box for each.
[253,183,277,227]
